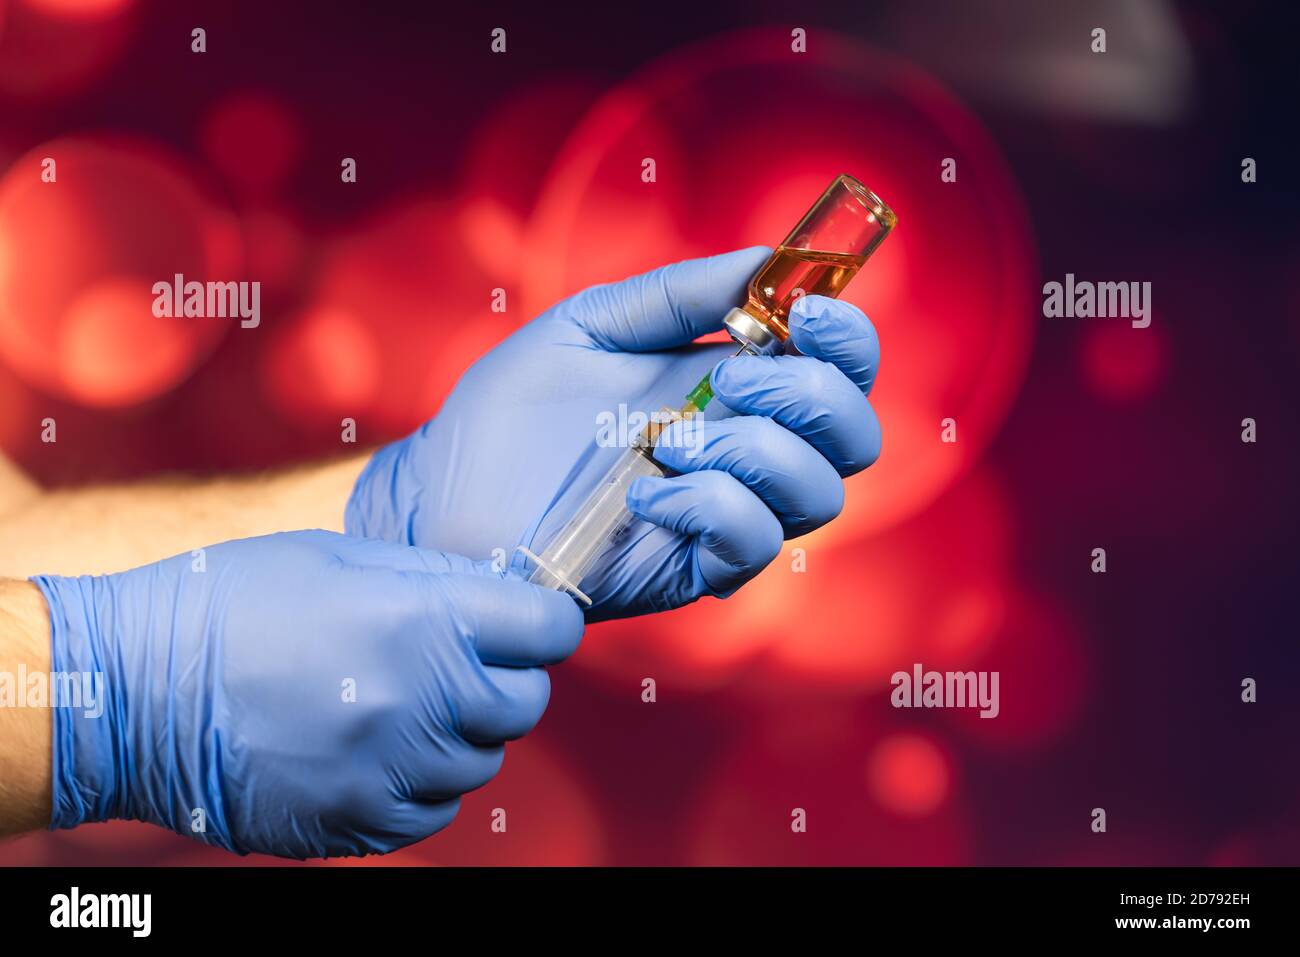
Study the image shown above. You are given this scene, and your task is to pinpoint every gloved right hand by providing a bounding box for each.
[31,529,583,859]
[347,248,883,621]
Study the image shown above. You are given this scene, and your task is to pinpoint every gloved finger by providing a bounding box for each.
[374,797,461,853]
[456,665,551,744]
[710,354,883,476]
[653,416,845,536]
[786,295,881,396]
[407,741,505,802]
[567,246,771,352]
[628,470,784,596]
[434,574,585,667]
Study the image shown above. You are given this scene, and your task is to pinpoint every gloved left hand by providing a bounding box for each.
[32,530,583,858]
[347,248,883,620]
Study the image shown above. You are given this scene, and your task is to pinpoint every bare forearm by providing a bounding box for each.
[0,578,52,838]
[0,454,367,578]
[0,454,40,522]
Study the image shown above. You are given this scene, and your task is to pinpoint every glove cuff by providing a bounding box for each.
[30,574,127,829]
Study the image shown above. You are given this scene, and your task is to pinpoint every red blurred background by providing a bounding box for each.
[0,0,1297,865]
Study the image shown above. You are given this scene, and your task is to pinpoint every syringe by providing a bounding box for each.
[517,174,896,605]
[516,341,755,605]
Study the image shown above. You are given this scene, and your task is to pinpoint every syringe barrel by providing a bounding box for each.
[527,446,665,596]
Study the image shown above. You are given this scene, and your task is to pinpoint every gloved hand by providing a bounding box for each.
[347,247,882,620]
[32,529,582,859]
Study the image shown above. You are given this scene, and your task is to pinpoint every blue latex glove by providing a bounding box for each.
[347,247,882,620]
[31,530,582,859]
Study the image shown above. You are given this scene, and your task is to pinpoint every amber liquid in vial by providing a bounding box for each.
[744,246,867,339]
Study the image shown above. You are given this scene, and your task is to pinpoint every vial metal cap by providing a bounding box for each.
[722,307,784,356]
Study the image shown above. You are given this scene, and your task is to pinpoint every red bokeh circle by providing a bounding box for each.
[687,711,971,865]
[0,136,239,407]
[261,198,514,436]
[23,0,131,14]
[867,732,953,818]
[199,92,303,199]
[0,0,134,97]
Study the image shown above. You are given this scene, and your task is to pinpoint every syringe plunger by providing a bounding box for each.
[520,446,665,605]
